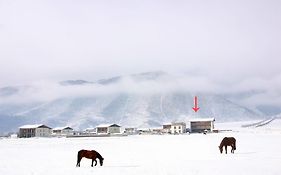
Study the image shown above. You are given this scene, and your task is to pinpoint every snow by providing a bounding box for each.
[189,117,215,122]
[96,124,120,128]
[19,124,44,129]
[53,126,73,130]
[1,122,281,175]
[96,124,113,128]
[0,73,264,133]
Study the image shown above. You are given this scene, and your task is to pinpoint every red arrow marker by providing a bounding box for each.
[192,96,200,112]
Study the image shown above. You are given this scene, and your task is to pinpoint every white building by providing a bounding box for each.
[52,126,74,136]
[170,122,186,134]
[96,124,121,134]
[124,128,138,135]
[84,127,97,134]
[19,124,52,138]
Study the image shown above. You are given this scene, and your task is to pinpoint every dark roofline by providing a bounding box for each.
[110,124,121,127]
[64,127,73,130]
[38,125,52,129]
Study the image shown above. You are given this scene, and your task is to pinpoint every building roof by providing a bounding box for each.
[19,124,52,129]
[85,127,96,130]
[96,124,111,128]
[189,118,215,122]
[163,123,172,126]
[171,122,186,126]
[96,124,121,128]
[52,126,73,131]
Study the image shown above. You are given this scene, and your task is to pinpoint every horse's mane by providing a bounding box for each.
[219,140,224,148]
[95,150,103,160]
[219,137,227,148]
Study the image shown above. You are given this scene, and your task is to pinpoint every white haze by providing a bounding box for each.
[0,0,281,88]
[1,73,281,109]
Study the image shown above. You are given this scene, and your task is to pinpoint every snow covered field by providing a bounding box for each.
[1,122,281,175]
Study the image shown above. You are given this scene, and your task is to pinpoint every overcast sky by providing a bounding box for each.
[0,0,281,87]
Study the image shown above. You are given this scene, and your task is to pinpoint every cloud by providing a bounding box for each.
[1,73,281,110]
[0,0,281,87]
[0,0,280,112]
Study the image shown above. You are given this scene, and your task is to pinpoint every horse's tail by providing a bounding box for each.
[76,150,82,166]
[233,138,236,150]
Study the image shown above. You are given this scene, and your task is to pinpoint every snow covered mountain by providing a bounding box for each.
[0,71,268,133]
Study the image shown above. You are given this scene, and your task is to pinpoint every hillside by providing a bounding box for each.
[0,72,265,133]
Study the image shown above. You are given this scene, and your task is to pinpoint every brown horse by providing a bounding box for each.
[219,137,236,154]
[76,149,104,167]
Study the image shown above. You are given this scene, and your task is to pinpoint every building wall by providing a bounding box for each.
[35,128,51,137]
[163,125,171,130]
[125,128,137,135]
[85,128,96,134]
[53,129,73,135]
[19,128,36,138]
[19,128,51,138]
[170,124,186,134]
[61,129,73,135]
[162,125,171,134]
[108,126,120,134]
[53,130,62,134]
[97,127,108,134]
[190,121,214,133]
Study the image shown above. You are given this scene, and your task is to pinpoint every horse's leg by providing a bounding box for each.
[91,159,94,167]
[94,159,97,166]
[76,157,82,167]
[225,146,227,154]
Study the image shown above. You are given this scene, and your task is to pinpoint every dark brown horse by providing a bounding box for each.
[219,137,236,154]
[76,149,104,167]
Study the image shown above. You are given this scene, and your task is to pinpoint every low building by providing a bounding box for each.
[170,122,186,134]
[84,127,97,134]
[52,126,74,136]
[162,123,172,133]
[189,118,215,133]
[151,127,164,135]
[137,128,156,135]
[124,128,138,135]
[19,124,52,138]
[96,124,121,134]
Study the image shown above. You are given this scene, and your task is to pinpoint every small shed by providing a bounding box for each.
[189,118,215,133]
[19,124,52,138]
[96,124,121,134]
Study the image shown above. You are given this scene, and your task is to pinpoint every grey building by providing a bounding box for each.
[189,118,215,133]
[19,124,52,138]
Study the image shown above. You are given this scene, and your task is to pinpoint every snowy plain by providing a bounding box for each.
[1,121,281,175]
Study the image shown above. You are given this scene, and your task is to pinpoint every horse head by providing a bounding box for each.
[218,146,223,153]
[99,157,104,166]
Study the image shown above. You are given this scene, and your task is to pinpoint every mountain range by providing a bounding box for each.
[0,71,275,134]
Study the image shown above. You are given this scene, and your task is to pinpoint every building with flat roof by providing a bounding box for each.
[189,118,215,133]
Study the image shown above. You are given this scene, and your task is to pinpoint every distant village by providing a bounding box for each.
[17,118,216,138]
